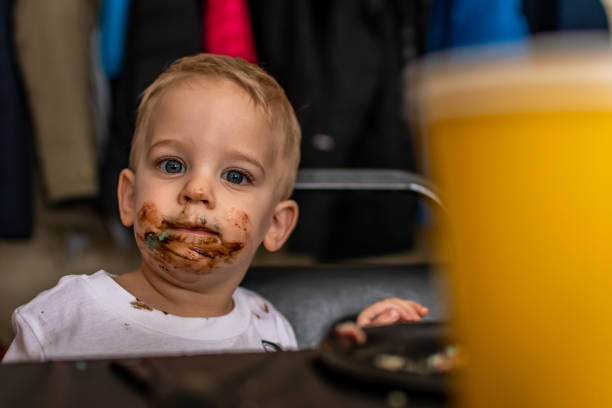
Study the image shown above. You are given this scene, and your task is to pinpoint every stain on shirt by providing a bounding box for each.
[130,299,153,311]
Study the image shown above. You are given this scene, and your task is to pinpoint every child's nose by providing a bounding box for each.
[179,173,216,207]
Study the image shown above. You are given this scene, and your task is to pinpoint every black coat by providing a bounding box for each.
[249,0,430,260]
[0,0,33,238]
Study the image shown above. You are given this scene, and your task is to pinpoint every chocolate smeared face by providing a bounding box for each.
[144,231,243,260]
[118,79,296,285]
[136,203,246,273]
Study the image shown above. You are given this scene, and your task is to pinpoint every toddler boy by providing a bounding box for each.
[3,54,427,363]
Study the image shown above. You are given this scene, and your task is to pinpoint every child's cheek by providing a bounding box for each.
[225,207,250,239]
[137,203,164,233]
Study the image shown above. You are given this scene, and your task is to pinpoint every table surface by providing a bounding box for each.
[0,350,448,407]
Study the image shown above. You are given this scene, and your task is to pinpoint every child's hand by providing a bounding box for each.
[356,298,429,328]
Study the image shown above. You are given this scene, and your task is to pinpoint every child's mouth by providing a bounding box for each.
[137,204,245,267]
[143,225,243,264]
[166,222,220,238]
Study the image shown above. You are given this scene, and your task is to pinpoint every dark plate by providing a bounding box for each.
[318,322,455,393]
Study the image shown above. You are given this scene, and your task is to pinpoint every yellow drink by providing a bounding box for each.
[417,39,612,407]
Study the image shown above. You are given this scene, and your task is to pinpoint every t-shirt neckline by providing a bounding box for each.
[84,270,251,340]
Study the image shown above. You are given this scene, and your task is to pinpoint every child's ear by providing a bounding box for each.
[117,168,136,227]
[263,199,299,252]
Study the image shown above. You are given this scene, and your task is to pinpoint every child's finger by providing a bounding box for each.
[407,301,429,316]
[395,299,429,320]
[384,298,423,322]
[397,308,422,322]
[334,321,367,344]
[356,298,429,327]
[404,301,429,318]
[356,300,396,326]
[365,309,401,327]
[418,305,429,316]
[356,310,377,327]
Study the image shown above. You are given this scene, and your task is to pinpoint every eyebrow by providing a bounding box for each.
[148,138,181,152]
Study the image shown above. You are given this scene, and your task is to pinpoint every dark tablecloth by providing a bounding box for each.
[0,350,448,407]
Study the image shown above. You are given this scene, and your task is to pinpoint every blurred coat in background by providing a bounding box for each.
[250,0,430,260]
[0,0,32,238]
[13,0,100,202]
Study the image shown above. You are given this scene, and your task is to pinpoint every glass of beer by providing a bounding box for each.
[415,35,612,407]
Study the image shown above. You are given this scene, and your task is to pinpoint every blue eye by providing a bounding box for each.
[223,170,249,185]
[159,159,185,174]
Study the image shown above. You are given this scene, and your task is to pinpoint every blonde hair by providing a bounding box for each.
[129,53,301,199]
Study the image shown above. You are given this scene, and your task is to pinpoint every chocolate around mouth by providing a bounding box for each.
[167,222,218,235]
[189,243,244,258]
[144,231,244,261]
[190,246,214,258]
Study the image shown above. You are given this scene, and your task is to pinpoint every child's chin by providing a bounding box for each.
[158,252,221,271]
[169,263,217,277]
[152,258,218,279]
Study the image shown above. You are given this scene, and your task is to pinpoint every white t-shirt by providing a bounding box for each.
[2,270,297,363]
